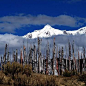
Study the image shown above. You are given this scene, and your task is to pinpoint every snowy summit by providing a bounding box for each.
[23,24,86,39]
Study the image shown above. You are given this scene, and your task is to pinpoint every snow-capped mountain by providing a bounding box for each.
[23,24,63,38]
[66,27,86,35]
[23,24,86,39]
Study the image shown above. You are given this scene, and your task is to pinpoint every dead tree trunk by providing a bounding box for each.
[78,50,80,74]
[16,49,18,62]
[72,40,75,71]
[52,38,55,75]
[23,46,26,65]
[4,44,7,64]
[81,52,83,74]
[38,37,41,73]
[56,45,59,75]
[7,44,9,62]
[33,45,36,72]
[65,46,68,70]
[61,47,64,76]
[1,56,2,70]
[13,51,15,62]
[83,47,85,73]
[46,41,50,75]
[68,41,71,71]
[46,49,48,75]
[20,48,23,65]
[7,52,9,62]
[3,44,7,72]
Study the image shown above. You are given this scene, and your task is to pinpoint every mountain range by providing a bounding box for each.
[23,24,86,39]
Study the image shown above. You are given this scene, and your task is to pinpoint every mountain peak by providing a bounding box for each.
[23,25,86,39]
[43,24,52,30]
[23,25,63,38]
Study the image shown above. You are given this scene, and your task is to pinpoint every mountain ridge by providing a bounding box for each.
[23,24,86,39]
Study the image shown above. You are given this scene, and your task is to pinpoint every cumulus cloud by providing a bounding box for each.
[0,14,86,33]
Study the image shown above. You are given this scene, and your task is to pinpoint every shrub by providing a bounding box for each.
[63,70,79,77]
[29,74,58,86]
[63,70,71,77]
[0,71,12,85]
[23,64,32,76]
[2,62,32,78]
[46,76,57,86]
[14,73,30,86]
[2,62,23,79]
[0,71,5,84]
[78,74,86,85]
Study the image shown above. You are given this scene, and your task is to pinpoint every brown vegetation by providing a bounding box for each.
[0,62,85,86]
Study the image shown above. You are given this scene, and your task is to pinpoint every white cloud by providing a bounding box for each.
[0,14,86,33]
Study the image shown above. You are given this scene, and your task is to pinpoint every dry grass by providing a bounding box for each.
[0,62,85,86]
[0,73,85,86]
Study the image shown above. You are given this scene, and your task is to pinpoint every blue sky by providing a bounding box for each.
[0,0,86,36]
